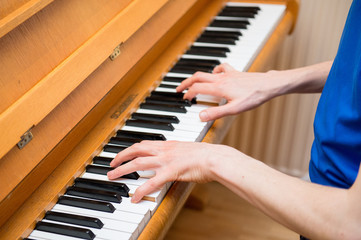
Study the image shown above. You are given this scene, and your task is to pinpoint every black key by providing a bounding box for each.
[197,36,236,45]
[126,119,175,131]
[170,65,213,74]
[116,130,166,140]
[140,102,187,113]
[58,195,115,213]
[219,10,256,18]
[146,96,192,107]
[132,112,180,123]
[44,211,104,229]
[151,91,184,99]
[186,46,229,57]
[103,144,126,153]
[151,94,197,105]
[186,48,227,57]
[210,19,249,29]
[109,136,142,147]
[201,31,240,40]
[159,83,177,89]
[162,76,186,83]
[66,186,123,203]
[86,164,140,180]
[74,178,130,197]
[92,156,132,167]
[177,58,221,67]
[93,156,112,166]
[223,6,260,13]
[203,30,242,37]
[36,221,95,240]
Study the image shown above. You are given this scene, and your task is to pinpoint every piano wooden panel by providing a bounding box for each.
[0,0,298,239]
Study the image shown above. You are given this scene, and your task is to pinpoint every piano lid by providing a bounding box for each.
[0,0,170,160]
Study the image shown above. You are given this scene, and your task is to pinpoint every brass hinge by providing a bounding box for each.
[17,126,34,149]
[109,43,123,61]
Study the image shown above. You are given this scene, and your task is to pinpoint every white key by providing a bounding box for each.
[48,209,138,236]
[121,125,198,142]
[30,230,101,240]
[52,204,145,228]
[41,219,132,240]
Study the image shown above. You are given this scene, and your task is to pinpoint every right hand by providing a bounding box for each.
[176,63,285,121]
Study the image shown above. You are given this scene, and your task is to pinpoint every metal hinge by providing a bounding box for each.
[17,126,34,149]
[109,43,123,61]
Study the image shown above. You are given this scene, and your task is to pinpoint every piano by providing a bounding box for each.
[0,0,298,239]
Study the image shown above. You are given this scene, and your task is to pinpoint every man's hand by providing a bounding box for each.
[107,141,240,202]
[176,63,284,121]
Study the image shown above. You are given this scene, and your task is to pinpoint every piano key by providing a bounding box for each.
[108,136,142,147]
[209,19,249,29]
[44,211,103,229]
[202,30,242,38]
[50,206,139,236]
[170,64,213,74]
[145,96,192,107]
[73,175,164,203]
[131,112,180,123]
[74,178,129,197]
[185,46,230,57]
[63,193,150,221]
[58,195,116,213]
[135,108,206,126]
[103,144,127,154]
[116,130,166,140]
[121,125,198,142]
[158,83,177,89]
[52,203,145,228]
[30,229,96,240]
[140,102,187,113]
[126,119,175,131]
[176,58,221,66]
[41,219,132,240]
[35,221,95,240]
[93,156,113,166]
[66,186,123,203]
[196,36,237,45]
[85,165,140,180]
[162,76,186,83]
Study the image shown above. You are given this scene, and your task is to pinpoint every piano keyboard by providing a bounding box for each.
[25,3,285,240]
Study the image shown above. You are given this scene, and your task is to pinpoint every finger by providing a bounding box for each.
[183,82,221,100]
[199,101,240,121]
[176,71,217,93]
[107,156,159,179]
[131,173,172,203]
[110,141,156,167]
[213,63,235,74]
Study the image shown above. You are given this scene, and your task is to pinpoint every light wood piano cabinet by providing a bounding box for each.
[0,0,298,239]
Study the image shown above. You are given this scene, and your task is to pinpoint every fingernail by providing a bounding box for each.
[131,196,140,203]
[107,171,114,179]
[199,111,209,122]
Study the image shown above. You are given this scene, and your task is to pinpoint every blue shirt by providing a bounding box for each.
[309,0,361,189]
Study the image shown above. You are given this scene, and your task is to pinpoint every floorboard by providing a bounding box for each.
[165,182,299,240]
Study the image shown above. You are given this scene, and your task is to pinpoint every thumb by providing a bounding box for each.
[199,103,238,121]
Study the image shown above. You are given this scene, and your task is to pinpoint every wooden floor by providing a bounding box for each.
[165,182,299,240]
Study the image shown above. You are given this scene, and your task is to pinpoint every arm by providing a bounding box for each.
[108,141,361,240]
[176,61,333,121]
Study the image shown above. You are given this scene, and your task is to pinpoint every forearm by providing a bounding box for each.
[272,61,333,96]
[209,152,360,239]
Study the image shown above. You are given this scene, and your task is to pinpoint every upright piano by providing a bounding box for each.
[0,0,298,239]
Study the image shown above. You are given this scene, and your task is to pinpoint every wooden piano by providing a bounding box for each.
[0,0,298,239]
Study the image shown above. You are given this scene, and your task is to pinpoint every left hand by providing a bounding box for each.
[107,140,239,202]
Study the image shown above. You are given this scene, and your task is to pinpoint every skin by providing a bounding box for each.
[108,61,361,239]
